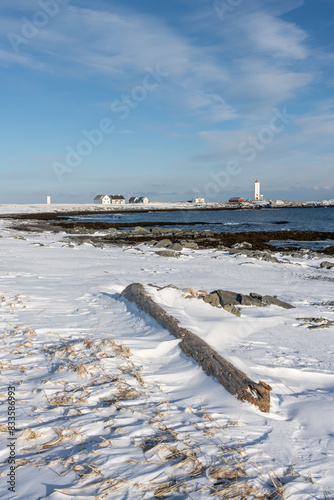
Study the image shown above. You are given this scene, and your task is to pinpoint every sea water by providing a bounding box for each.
[70,206,334,234]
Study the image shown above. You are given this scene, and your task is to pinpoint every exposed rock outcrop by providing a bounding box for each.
[201,289,294,316]
[320,261,334,269]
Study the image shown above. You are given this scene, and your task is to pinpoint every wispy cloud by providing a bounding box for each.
[240,12,308,60]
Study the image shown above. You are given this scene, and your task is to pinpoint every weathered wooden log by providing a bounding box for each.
[121,283,272,413]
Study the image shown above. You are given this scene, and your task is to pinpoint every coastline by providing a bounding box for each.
[0,198,334,217]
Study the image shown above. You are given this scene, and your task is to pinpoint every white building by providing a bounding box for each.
[137,196,149,204]
[94,194,110,204]
[109,195,126,205]
[254,180,264,201]
[192,198,205,204]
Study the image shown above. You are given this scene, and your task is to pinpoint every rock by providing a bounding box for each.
[203,292,220,307]
[320,261,334,269]
[261,253,280,263]
[249,292,263,302]
[155,250,179,258]
[151,228,172,235]
[154,239,173,248]
[181,241,199,250]
[133,226,150,234]
[262,295,295,309]
[232,241,252,249]
[223,304,241,317]
[167,242,183,251]
[236,293,262,306]
[216,289,240,306]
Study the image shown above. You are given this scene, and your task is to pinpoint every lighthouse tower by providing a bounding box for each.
[255,180,260,201]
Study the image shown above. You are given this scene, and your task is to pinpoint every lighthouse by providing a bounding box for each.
[255,180,260,200]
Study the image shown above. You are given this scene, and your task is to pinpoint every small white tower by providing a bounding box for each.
[255,180,260,201]
[46,196,51,204]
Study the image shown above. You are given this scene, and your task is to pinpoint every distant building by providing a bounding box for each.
[94,194,110,204]
[229,197,244,203]
[192,198,205,204]
[109,195,125,205]
[255,180,261,200]
[46,196,51,204]
[128,196,149,204]
[137,196,149,204]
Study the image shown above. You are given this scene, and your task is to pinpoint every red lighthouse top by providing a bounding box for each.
[255,179,259,183]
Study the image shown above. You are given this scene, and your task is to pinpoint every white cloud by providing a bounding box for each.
[231,60,313,104]
[241,12,308,60]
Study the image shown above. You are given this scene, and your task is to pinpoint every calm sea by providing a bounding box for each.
[72,206,334,234]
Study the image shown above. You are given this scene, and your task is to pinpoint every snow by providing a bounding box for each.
[0,216,334,499]
[0,198,334,216]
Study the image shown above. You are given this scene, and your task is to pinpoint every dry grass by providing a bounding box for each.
[153,480,187,498]
[49,395,86,406]
[182,287,208,300]
[18,428,41,441]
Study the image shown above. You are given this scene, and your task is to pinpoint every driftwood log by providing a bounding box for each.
[121,283,272,413]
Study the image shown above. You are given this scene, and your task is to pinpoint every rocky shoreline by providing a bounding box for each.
[5,212,334,259]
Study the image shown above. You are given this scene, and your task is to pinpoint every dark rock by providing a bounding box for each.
[262,295,295,309]
[154,239,172,248]
[320,261,334,269]
[216,289,240,306]
[203,292,220,307]
[236,293,259,306]
[223,304,241,317]
[250,292,263,302]
[167,242,183,251]
[181,241,199,250]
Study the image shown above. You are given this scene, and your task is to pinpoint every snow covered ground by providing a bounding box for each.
[0,198,333,216]
[0,217,334,499]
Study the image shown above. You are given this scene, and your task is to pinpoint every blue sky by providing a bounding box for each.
[0,0,333,203]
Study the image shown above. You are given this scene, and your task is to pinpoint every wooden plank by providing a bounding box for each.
[121,283,271,413]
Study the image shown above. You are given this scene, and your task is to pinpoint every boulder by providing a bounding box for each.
[181,241,199,250]
[262,295,295,309]
[261,253,281,263]
[154,239,173,248]
[232,241,252,249]
[216,289,240,306]
[236,293,259,306]
[167,242,183,251]
[155,250,179,258]
[222,304,241,317]
[133,226,150,234]
[203,292,220,307]
[320,261,334,269]
[151,228,172,235]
